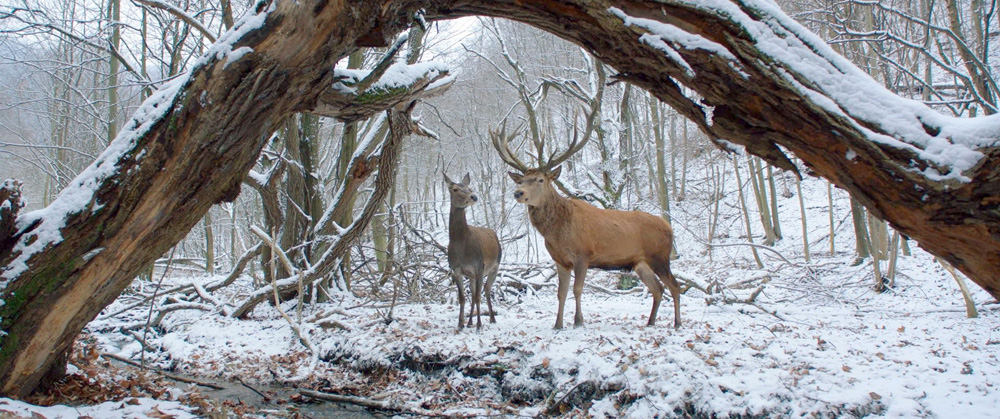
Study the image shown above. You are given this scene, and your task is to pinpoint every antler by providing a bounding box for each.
[489,121,531,173]
[542,117,591,171]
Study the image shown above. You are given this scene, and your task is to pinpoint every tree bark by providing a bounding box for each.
[2,0,1000,397]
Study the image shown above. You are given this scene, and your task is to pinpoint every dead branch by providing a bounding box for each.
[300,389,471,417]
[206,243,264,292]
[131,0,217,43]
[150,302,212,327]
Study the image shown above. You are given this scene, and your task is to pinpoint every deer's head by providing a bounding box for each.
[444,172,479,209]
[508,167,562,206]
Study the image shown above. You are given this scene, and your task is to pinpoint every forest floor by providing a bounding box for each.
[5,171,1000,418]
[4,242,996,419]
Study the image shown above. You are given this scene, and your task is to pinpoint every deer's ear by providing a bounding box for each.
[508,171,523,183]
[443,172,453,185]
[550,166,562,180]
[462,173,471,186]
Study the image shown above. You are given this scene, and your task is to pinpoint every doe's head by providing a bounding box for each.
[508,166,562,207]
[444,172,479,209]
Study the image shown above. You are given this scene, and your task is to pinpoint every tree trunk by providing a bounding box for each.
[4,0,1000,397]
[944,0,996,114]
[204,211,214,275]
[106,0,121,145]
[734,158,764,268]
[851,198,872,260]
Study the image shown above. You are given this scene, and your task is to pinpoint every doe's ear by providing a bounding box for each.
[461,172,471,186]
[443,172,453,185]
[508,171,523,183]
[550,165,562,180]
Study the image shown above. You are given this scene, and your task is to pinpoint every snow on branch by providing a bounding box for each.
[609,1,1000,182]
[609,7,739,79]
[312,61,453,122]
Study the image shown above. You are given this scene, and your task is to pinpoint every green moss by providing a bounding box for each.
[0,326,19,370]
[0,255,82,366]
[355,86,410,105]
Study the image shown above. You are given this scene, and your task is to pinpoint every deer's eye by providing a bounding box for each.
[538,179,543,183]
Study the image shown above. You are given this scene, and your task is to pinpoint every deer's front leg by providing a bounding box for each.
[554,264,571,329]
[470,274,483,329]
[573,263,588,327]
[452,271,466,330]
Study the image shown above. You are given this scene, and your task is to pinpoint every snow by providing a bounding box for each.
[0,397,196,419]
[610,3,745,80]
[609,1,1000,182]
[84,250,1000,416]
[332,61,450,94]
[223,46,254,68]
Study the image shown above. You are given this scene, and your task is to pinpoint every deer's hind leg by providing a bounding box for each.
[653,261,682,329]
[470,273,484,329]
[484,268,498,324]
[635,261,665,326]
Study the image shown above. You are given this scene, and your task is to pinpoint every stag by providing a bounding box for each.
[444,172,502,330]
[492,125,682,329]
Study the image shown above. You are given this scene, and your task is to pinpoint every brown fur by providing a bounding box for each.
[445,173,502,330]
[510,167,681,329]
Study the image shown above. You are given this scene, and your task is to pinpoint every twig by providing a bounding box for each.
[237,377,271,402]
[546,380,595,415]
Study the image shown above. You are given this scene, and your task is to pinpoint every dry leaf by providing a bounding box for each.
[869,392,882,400]
[842,365,852,372]
[146,405,176,419]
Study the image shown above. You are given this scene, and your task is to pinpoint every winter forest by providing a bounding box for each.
[1,0,999,417]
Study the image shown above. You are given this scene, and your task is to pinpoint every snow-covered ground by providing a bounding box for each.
[0,396,196,418]
[78,244,998,417]
[7,162,1000,418]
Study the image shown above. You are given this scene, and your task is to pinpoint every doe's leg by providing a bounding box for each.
[471,274,483,329]
[452,271,466,330]
[484,269,498,323]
